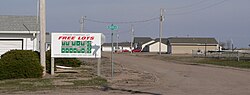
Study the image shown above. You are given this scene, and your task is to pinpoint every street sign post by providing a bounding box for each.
[107,24,118,78]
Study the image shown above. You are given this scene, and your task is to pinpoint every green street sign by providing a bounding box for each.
[107,24,118,31]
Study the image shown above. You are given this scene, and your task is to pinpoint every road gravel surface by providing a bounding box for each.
[104,53,250,95]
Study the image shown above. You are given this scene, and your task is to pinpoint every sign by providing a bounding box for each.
[107,24,118,31]
[51,33,105,58]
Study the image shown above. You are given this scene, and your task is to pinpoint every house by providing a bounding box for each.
[167,37,219,54]
[0,15,39,56]
[143,38,168,53]
[119,42,132,51]
[102,42,132,52]
[133,37,154,51]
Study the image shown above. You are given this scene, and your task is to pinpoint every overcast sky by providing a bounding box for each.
[1,0,250,48]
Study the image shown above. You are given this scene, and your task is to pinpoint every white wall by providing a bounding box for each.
[122,46,131,51]
[149,42,167,52]
[102,46,131,52]
[142,40,155,50]
[0,33,38,51]
[102,46,113,51]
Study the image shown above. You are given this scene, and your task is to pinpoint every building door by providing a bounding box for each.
[0,39,23,56]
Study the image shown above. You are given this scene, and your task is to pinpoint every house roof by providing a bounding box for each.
[168,37,218,44]
[154,38,168,44]
[133,37,153,45]
[102,42,131,47]
[0,15,39,31]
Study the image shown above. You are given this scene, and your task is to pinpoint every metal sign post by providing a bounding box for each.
[51,57,55,75]
[111,32,114,77]
[107,24,118,78]
[97,58,101,76]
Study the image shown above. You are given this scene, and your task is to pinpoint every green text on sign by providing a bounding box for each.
[107,24,118,31]
[61,41,92,53]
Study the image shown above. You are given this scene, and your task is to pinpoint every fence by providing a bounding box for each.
[192,50,250,61]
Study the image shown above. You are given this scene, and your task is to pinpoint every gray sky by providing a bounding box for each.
[1,0,250,48]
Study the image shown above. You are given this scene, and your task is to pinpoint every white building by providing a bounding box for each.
[0,15,39,56]
[102,42,132,52]
[143,38,168,53]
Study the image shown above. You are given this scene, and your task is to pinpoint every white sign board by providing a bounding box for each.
[51,33,104,58]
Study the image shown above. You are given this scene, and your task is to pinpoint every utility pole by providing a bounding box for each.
[131,25,134,53]
[80,16,86,33]
[231,39,234,51]
[116,33,119,50]
[205,42,207,57]
[40,0,46,76]
[159,8,165,55]
[36,0,39,51]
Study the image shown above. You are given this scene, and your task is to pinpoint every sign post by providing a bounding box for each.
[51,57,55,75]
[107,24,118,78]
[51,33,105,76]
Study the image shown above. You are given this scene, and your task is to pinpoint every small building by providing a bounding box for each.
[0,15,39,56]
[102,43,114,52]
[144,38,168,53]
[102,42,132,52]
[133,37,154,51]
[167,37,219,54]
[119,42,132,51]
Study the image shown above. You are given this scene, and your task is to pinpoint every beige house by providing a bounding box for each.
[167,37,219,54]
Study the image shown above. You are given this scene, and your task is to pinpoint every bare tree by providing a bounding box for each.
[219,42,226,50]
[226,40,232,50]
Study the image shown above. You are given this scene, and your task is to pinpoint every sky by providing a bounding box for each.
[0,0,250,48]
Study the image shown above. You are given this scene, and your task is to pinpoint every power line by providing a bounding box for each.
[85,17,159,24]
[167,0,229,15]
[167,0,208,10]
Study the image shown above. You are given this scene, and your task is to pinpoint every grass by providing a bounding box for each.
[141,54,250,69]
[0,56,110,93]
[0,76,108,93]
[71,77,107,86]
[0,78,54,93]
[197,58,250,68]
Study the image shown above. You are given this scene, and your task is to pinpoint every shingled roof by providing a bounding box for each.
[154,38,168,44]
[0,15,39,31]
[102,42,131,47]
[133,37,153,44]
[168,37,218,44]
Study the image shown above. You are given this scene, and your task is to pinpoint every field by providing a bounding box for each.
[134,52,250,69]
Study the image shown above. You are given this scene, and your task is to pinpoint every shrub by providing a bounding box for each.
[55,58,82,67]
[0,50,43,80]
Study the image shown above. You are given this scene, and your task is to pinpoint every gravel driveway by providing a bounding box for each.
[105,53,250,95]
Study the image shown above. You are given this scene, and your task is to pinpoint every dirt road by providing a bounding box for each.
[104,53,250,95]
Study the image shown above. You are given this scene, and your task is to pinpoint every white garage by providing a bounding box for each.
[0,39,23,55]
[0,15,39,56]
[142,38,168,53]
